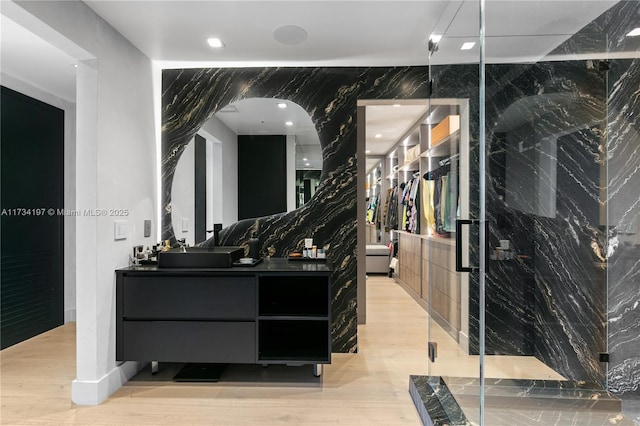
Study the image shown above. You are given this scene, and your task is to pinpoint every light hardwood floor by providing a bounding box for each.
[1,275,564,425]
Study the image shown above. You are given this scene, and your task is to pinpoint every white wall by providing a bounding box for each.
[173,134,224,244]
[200,116,238,226]
[0,72,77,323]
[171,138,195,246]
[207,138,223,231]
[6,0,157,405]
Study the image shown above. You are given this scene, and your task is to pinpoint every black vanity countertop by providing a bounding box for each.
[117,257,333,274]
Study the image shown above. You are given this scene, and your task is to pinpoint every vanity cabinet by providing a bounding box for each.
[116,258,332,373]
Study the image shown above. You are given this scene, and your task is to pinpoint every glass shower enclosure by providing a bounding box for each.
[412,1,639,424]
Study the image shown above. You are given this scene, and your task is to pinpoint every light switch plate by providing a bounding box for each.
[143,220,151,237]
[182,218,189,232]
[114,220,127,240]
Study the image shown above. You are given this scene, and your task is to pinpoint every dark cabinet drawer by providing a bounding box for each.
[119,321,256,363]
[122,276,255,319]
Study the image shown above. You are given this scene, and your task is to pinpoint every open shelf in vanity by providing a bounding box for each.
[257,274,331,363]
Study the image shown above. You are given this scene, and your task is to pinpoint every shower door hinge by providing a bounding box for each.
[599,353,609,363]
[428,341,438,362]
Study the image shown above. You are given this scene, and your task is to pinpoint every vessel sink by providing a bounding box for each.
[157,246,244,268]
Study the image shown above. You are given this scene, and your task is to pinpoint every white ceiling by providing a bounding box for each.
[1,0,627,173]
[213,97,322,170]
[82,0,619,67]
[0,14,77,102]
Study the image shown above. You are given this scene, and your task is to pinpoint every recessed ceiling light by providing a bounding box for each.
[277,103,287,109]
[627,28,640,37]
[285,121,293,126]
[393,104,401,107]
[305,163,310,166]
[303,158,308,161]
[365,150,371,154]
[461,42,475,50]
[374,133,382,138]
[207,37,225,48]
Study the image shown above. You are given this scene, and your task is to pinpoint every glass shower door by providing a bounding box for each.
[421,1,482,423]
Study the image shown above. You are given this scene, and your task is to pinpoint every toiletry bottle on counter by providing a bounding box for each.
[248,232,259,259]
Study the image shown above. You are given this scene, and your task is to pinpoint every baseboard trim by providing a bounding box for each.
[458,330,469,354]
[64,308,76,323]
[71,361,140,405]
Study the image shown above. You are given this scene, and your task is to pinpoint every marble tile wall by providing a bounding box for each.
[161,66,432,353]
[606,58,640,395]
[483,60,610,383]
[587,0,640,398]
[480,0,639,395]
[433,54,636,392]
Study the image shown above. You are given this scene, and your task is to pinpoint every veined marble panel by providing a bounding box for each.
[606,58,640,396]
[484,60,608,384]
[548,11,640,395]
[431,0,639,402]
[161,67,431,352]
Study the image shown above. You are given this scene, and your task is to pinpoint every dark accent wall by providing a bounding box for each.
[461,60,610,384]
[0,86,64,349]
[606,57,640,396]
[560,0,640,395]
[161,67,432,353]
[475,0,639,394]
[237,135,287,220]
[427,6,637,391]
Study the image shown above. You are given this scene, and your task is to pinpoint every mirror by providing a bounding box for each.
[171,97,321,246]
[296,170,321,208]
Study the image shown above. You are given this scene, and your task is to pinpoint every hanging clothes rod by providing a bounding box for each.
[439,152,460,166]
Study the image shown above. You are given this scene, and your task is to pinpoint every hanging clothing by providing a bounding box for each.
[385,186,399,231]
[399,176,421,234]
[372,192,380,224]
[423,164,451,235]
[382,188,391,228]
[422,179,435,234]
[401,180,409,231]
[441,174,450,231]
[408,178,420,234]
[366,192,380,224]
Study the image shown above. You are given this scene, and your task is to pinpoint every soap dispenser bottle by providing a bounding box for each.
[248,232,259,259]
